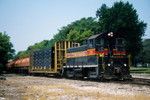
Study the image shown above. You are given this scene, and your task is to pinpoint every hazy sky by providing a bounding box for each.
[0,0,150,54]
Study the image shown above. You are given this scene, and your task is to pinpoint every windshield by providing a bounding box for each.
[96,38,104,51]
[116,38,125,45]
[116,38,125,52]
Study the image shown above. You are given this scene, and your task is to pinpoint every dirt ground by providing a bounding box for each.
[0,74,150,100]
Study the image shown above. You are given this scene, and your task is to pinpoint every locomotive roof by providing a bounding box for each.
[88,33,103,40]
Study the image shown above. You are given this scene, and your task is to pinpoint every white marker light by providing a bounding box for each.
[110,32,113,37]
[108,32,113,37]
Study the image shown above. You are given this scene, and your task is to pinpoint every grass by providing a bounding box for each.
[130,67,150,74]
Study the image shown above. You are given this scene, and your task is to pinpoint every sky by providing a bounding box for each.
[0,0,150,54]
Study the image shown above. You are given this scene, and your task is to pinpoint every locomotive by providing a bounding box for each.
[64,32,131,79]
[8,32,131,79]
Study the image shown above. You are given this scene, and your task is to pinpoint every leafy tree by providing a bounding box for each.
[0,32,15,72]
[136,39,150,66]
[143,39,150,63]
[96,1,147,64]
[54,17,100,43]
[66,30,80,41]
[64,17,99,44]
[80,30,94,44]
[66,30,94,44]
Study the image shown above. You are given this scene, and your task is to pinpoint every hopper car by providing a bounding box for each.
[7,32,131,79]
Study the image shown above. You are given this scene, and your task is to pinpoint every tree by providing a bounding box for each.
[80,30,94,44]
[66,30,80,42]
[0,32,15,72]
[66,30,94,45]
[96,1,147,64]
[64,17,99,45]
[136,39,150,66]
[55,17,100,43]
[143,39,150,64]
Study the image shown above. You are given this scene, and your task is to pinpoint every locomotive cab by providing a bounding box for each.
[87,33,106,52]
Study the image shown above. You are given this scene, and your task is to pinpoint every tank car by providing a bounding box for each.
[7,57,29,74]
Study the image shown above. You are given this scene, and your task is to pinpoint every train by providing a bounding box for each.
[7,32,131,79]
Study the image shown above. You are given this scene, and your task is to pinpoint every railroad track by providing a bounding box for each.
[8,74,150,86]
[125,77,150,86]
[68,77,150,86]
[100,77,150,86]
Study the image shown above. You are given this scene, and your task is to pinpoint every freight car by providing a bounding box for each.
[29,41,79,74]
[8,32,131,79]
[7,57,29,74]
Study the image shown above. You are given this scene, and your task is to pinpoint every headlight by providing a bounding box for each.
[124,64,127,66]
[108,64,110,66]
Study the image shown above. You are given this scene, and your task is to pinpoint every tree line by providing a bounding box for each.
[0,32,15,72]
[14,17,100,59]
[0,1,149,71]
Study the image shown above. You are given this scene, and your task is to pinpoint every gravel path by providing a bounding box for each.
[0,74,150,100]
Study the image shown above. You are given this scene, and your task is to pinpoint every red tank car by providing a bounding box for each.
[7,57,29,74]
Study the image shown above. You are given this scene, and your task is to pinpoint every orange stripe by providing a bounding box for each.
[67,51,87,58]
[113,49,126,55]
[67,49,108,58]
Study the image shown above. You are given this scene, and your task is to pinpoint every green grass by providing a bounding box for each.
[130,67,150,74]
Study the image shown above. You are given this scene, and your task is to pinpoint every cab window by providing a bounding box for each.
[116,38,125,52]
[116,38,125,45]
[96,38,104,51]
[89,39,93,47]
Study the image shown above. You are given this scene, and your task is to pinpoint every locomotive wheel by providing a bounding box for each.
[88,68,99,79]
[66,69,74,78]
